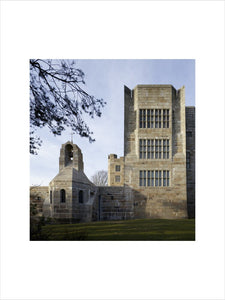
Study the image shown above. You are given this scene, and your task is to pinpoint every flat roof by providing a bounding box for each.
[134,84,176,89]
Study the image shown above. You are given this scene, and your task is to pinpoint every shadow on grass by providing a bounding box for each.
[30,218,195,241]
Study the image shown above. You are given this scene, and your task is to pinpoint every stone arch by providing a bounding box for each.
[65,144,73,166]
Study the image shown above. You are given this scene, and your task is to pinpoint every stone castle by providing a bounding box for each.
[30,84,195,221]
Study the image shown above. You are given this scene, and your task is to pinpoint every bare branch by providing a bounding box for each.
[91,170,108,186]
[30,59,106,154]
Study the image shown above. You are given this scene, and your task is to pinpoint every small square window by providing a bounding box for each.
[115,165,120,172]
[115,175,120,182]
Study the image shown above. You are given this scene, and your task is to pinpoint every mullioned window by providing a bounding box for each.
[139,170,170,187]
[139,109,169,128]
[139,139,169,159]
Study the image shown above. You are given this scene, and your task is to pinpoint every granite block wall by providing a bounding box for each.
[186,107,195,218]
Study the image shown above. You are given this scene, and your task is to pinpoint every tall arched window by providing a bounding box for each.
[60,189,66,203]
[79,190,83,204]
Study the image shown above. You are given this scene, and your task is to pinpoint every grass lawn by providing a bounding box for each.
[32,218,195,241]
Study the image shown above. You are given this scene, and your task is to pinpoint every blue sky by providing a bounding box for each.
[30,59,195,186]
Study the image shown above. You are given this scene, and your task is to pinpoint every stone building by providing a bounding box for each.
[30,84,195,221]
[42,142,98,222]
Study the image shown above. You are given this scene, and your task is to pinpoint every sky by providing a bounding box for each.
[30,59,195,186]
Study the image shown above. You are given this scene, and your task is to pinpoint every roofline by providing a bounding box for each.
[133,84,177,90]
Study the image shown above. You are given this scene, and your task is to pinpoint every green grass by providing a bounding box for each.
[32,218,195,241]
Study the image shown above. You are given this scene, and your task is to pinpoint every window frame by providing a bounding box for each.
[139,109,169,129]
[115,175,120,183]
[139,139,169,160]
[140,170,170,187]
[115,165,121,172]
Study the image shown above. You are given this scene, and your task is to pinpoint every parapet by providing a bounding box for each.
[108,154,118,160]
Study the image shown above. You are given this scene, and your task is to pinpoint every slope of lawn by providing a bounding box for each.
[31,218,195,241]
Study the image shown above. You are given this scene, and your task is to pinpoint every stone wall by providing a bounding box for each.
[186,107,195,218]
[30,186,49,216]
[97,186,133,221]
[132,187,187,219]
[123,85,187,219]
[43,142,97,222]
[108,154,124,186]
[47,168,96,221]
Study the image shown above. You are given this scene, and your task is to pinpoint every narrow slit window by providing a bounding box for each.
[163,109,166,128]
[163,171,166,186]
[159,171,162,186]
[151,109,154,128]
[140,109,143,128]
[60,189,66,203]
[50,191,52,204]
[147,140,150,159]
[147,171,150,186]
[151,171,154,187]
[167,109,169,128]
[159,109,161,128]
[143,110,146,128]
[155,140,158,159]
[147,109,150,128]
[143,170,146,186]
[159,140,162,159]
[151,139,154,159]
[140,171,143,186]
[167,171,170,186]
[143,139,146,159]
[155,170,158,187]
[155,109,158,128]
[79,190,83,203]
[163,139,166,159]
[139,139,143,159]
[167,139,169,159]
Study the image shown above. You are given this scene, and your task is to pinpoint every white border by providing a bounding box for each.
[1,1,224,299]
